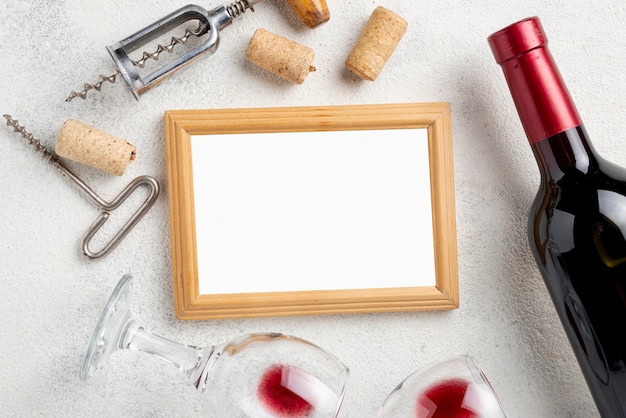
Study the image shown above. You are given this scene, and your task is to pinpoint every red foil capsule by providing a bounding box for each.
[488,16,582,144]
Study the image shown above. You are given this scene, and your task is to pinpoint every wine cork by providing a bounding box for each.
[285,0,330,28]
[345,6,408,81]
[246,28,316,84]
[55,119,136,176]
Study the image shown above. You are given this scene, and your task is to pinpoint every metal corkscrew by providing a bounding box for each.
[3,115,160,259]
[66,0,262,101]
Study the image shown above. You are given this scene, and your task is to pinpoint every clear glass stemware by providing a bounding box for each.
[377,355,507,418]
[81,274,349,417]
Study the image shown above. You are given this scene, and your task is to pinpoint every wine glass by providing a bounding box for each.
[377,355,507,418]
[81,274,349,417]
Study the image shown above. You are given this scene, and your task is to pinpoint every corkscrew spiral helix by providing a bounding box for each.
[66,72,121,102]
[66,0,262,102]
[132,24,204,69]
[3,114,57,162]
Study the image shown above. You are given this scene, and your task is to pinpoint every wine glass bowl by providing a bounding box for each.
[377,355,507,418]
[81,274,349,417]
[196,333,349,417]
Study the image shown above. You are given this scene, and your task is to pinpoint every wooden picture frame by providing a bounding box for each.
[164,103,458,320]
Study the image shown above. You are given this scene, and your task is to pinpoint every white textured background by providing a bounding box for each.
[2,0,624,416]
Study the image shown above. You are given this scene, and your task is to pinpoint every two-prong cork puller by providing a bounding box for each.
[66,0,263,102]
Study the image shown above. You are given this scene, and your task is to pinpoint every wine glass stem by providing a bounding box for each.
[122,320,206,380]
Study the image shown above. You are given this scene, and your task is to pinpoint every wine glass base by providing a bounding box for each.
[80,274,134,380]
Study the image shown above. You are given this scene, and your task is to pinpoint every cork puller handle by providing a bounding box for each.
[3,115,160,260]
[75,174,160,259]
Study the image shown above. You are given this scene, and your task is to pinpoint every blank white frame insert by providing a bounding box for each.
[191,128,434,295]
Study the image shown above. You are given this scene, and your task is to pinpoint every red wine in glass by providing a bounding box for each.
[417,378,477,418]
[258,365,314,417]
[377,355,506,418]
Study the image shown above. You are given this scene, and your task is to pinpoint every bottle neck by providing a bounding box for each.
[531,126,598,180]
[489,17,582,144]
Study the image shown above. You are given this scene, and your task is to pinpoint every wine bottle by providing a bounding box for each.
[489,17,626,417]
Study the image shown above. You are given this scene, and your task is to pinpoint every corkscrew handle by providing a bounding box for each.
[54,161,160,258]
[56,162,160,259]
[80,175,160,259]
